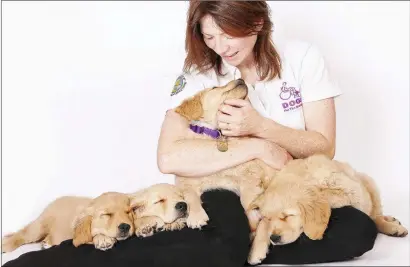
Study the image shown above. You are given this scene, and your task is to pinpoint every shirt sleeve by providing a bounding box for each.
[167,72,205,110]
[299,44,342,103]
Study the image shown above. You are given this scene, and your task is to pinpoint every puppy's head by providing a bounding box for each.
[247,184,331,245]
[129,183,188,225]
[72,192,134,247]
[175,78,248,126]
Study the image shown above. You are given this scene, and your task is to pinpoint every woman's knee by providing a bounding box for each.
[200,190,251,237]
[327,206,378,255]
[200,190,251,264]
[330,206,377,235]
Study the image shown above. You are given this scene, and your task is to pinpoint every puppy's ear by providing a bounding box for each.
[72,211,93,247]
[131,203,145,216]
[299,188,331,240]
[174,94,203,121]
[128,191,147,218]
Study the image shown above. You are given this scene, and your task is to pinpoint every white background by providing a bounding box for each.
[1,1,409,265]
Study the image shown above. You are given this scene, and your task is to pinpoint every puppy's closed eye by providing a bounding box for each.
[154,199,166,204]
[279,210,297,221]
[279,215,293,221]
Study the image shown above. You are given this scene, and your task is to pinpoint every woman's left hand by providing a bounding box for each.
[217,98,264,137]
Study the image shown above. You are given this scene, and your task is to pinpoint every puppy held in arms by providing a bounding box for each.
[128,183,203,237]
[2,192,134,253]
[171,79,282,230]
[246,154,409,265]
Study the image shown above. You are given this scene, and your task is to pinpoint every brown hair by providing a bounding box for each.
[183,1,282,81]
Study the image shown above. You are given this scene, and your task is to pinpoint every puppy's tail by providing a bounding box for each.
[2,218,47,253]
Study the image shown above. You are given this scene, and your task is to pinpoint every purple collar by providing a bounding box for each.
[189,124,221,139]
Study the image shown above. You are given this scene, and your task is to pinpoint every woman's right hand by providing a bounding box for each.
[253,138,293,170]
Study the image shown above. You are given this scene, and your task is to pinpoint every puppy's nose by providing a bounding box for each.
[118,223,130,233]
[237,78,245,84]
[175,202,187,212]
[270,234,281,243]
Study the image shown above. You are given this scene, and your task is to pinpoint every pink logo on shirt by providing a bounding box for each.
[279,82,302,112]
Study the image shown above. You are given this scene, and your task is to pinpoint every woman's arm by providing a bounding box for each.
[157,110,290,177]
[218,96,336,159]
[256,43,340,159]
[217,44,340,159]
[254,98,336,159]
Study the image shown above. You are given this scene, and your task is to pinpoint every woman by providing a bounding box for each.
[158,0,378,265]
[160,1,339,177]
[3,2,377,267]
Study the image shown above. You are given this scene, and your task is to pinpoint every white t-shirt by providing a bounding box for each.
[168,40,342,131]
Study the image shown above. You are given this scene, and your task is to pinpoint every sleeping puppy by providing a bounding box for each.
[247,154,408,265]
[128,183,205,237]
[173,79,280,230]
[2,192,134,253]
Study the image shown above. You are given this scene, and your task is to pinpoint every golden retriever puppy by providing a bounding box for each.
[172,79,279,229]
[247,154,408,265]
[128,183,202,237]
[2,192,134,253]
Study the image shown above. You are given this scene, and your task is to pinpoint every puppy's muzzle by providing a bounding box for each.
[270,234,281,244]
[118,223,131,236]
[175,202,187,212]
[233,78,248,99]
[175,201,188,217]
[236,78,245,85]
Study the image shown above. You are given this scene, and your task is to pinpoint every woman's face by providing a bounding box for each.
[200,15,258,68]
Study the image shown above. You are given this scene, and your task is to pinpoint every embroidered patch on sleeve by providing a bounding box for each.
[171,75,187,96]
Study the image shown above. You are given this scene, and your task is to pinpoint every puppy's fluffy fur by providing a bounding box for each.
[247,154,408,265]
[128,183,206,237]
[2,192,134,253]
[173,79,278,229]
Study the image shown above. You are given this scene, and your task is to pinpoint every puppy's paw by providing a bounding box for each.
[162,218,187,232]
[390,226,408,237]
[41,240,52,250]
[135,226,155,237]
[247,244,269,265]
[384,216,408,237]
[40,235,53,250]
[134,217,165,238]
[93,234,116,251]
[378,216,408,237]
[186,208,209,229]
[2,234,20,253]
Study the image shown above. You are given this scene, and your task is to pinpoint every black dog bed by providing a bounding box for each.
[3,190,378,267]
